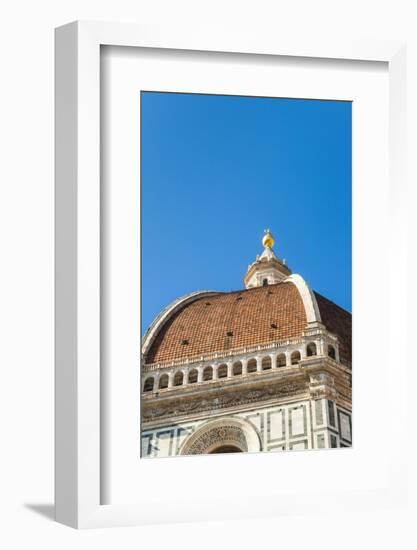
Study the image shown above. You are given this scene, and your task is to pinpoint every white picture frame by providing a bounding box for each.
[55,21,407,529]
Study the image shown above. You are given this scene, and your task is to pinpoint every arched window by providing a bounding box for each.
[218,364,228,378]
[203,366,213,381]
[277,353,286,367]
[188,369,198,384]
[307,342,317,357]
[233,361,242,376]
[159,374,169,389]
[328,344,336,360]
[291,351,301,365]
[262,356,272,370]
[143,377,154,392]
[247,358,257,373]
[263,278,268,287]
[174,371,183,386]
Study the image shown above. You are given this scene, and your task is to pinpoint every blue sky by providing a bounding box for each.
[141,92,351,332]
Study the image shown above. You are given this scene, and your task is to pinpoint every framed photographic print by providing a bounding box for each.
[55,22,407,528]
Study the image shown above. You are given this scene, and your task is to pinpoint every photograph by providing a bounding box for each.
[140,91,352,457]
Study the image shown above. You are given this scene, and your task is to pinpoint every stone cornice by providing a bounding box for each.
[300,355,352,379]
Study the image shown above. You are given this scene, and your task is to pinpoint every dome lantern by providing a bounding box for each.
[244,229,291,289]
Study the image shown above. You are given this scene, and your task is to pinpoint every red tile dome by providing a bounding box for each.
[144,280,351,368]
[145,282,308,364]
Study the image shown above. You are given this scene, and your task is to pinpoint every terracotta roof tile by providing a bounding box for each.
[146,283,307,364]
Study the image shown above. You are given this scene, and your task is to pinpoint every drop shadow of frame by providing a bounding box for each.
[24,503,55,521]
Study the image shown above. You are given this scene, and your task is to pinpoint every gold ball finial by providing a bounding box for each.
[262,228,275,249]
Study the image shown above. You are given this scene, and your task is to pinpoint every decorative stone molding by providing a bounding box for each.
[179,417,261,455]
[142,379,308,422]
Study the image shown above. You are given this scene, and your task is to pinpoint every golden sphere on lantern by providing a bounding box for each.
[262,229,275,249]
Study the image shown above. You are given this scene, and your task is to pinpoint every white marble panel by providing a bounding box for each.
[156,430,172,457]
[291,407,305,436]
[340,412,352,441]
[269,410,283,440]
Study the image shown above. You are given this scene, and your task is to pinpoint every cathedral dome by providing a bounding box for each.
[143,279,351,368]
[142,231,351,370]
[145,282,306,365]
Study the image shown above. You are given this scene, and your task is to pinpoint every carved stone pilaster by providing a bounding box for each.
[308,371,337,400]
